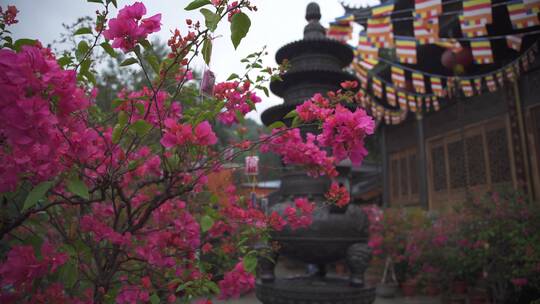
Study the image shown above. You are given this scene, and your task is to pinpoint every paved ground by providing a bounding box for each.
[214,292,441,304]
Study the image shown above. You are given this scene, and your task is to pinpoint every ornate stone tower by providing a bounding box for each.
[256,3,375,304]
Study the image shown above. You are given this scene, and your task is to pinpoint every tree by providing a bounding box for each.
[0,1,374,303]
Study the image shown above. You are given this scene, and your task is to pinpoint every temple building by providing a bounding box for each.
[337,0,540,210]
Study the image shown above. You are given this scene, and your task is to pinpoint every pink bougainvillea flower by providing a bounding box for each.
[218,261,255,299]
[325,182,350,207]
[104,2,161,52]
[194,121,218,146]
[318,105,375,165]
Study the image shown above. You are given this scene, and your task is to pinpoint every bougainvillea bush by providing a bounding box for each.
[0,1,374,303]
[365,190,540,302]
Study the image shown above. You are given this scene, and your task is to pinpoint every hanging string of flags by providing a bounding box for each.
[328,0,540,64]
[351,41,538,125]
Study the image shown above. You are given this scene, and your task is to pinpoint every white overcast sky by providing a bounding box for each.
[3,0,377,123]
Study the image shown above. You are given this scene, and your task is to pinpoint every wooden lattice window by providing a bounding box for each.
[466,135,487,186]
[389,147,419,206]
[427,117,513,206]
[486,128,512,184]
[431,145,447,192]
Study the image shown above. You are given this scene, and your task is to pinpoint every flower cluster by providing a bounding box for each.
[0,45,91,191]
[317,105,374,165]
[0,243,67,293]
[218,261,255,299]
[283,197,315,229]
[160,119,218,148]
[0,5,18,25]
[260,128,337,177]
[296,93,332,122]
[325,182,350,207]
[213,81,261,125]
[103,2,161,52]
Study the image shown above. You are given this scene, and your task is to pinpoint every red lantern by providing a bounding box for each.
[455,47,473,67]
[441,49,457,70]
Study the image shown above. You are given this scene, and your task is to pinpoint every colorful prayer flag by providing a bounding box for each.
[522,55,530,71]
[398,91,408,110]
[506,35,523,51]
[433,97,440,111]
[506,65,516,82]
[473,78,483,93]
[414,15,439,44]
[471,40,494,64]
[425,96,432,111]
[327,21,353,42]
[460,16,488,37]
[372,2,395,17]
[408,94,417,112]
[524,0,540,13]
[357,35,379,60]
[367,17,394,48]
[412,72,425,93]
[507,1,540,29]
[486,75,497,92]
[461,79,474,97]
[496,71,505,86]
[430,76,445,97]
[395,37,417,64]
[386,85,397,106]
[415,0,442,18]
[391,66,406,88]
[463,0,492,24]
[360,58,378,70]
[373,77,384,98]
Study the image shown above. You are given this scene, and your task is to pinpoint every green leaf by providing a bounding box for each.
[22,181,54,212]
[135,103,145,115]
[283,110,297,119]
[120,57,138,66]
[202,38,212,65]
[109,0,117,8]
[111,98,124,109]
[59,261,78,288]
[268,121,285,130]
[80,59,91,74]
[66,178,89,200]
[82,70,96,85]
[261,86,270,97]
[87,0,103,3]
[201,215,214,232]
[185,0,211,10]
[74,27,92,35]
[150,294,160,304]
[118,111,128,126]
[130,120,152,136]
[140,39,152,51]
[13,39,37,51]
[227,73,239,81]
[145,54,160,74]
[58,56,72,68]
[112,124,122,144]
[292,116,300,128]
[200,8,219,32]
[75,40,89,61]
[243,254,258,274]
[230,12,251,49]
[100,41,117,58]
